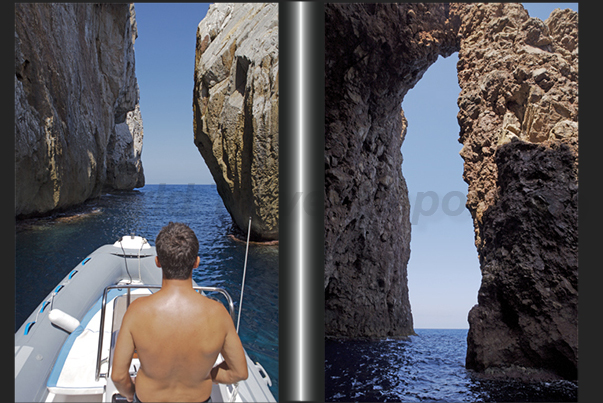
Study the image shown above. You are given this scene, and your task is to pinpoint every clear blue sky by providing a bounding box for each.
[134,3,578,328]
[402,3,578,328]
[135,3,212,185]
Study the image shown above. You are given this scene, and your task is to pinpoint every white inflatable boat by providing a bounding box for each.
[15,235,276,402]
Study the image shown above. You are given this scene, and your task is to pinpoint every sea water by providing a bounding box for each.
[15,184,279,400]
[326,329,577,402]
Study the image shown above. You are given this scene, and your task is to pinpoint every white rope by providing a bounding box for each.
[236,217,252,333]
[230,381,240,402]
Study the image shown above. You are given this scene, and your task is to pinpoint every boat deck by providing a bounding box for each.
[45,286,146,401]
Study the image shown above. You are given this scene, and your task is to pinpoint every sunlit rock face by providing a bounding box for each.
[193,3,279,241]
[324,2,578,381]
[15,3,144,217]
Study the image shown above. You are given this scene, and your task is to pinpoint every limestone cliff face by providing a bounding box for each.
[15,3,144,218]
[452,3,578,380]
[324,3,459,339]
[193,3,278,241]
[325,2,578,380]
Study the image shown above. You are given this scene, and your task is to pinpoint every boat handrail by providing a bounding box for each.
[95,284,236,381]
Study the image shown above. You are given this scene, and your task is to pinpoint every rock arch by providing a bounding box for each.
[324,3,577,380]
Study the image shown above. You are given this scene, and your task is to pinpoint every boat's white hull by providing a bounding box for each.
[15,236,275,402]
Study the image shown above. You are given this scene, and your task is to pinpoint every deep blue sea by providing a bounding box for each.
[15,184,278,400]
[326,329,577,402]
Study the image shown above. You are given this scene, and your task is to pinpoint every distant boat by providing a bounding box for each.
[15,235,275,402]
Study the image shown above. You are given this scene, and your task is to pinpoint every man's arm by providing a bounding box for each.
[210,306,248,384]
[111,311,136,402]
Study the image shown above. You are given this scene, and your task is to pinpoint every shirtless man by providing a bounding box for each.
[111,222,248,402]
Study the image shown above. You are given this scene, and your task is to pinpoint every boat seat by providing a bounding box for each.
[46,289,123,395]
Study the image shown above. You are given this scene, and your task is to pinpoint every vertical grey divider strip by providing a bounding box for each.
[280,2,325,402]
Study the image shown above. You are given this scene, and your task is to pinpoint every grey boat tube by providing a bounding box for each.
[15,238,160,402]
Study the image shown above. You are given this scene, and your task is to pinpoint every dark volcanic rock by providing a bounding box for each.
[465,139,578,381]
[324,3,460,339]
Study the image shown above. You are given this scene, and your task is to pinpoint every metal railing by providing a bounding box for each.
[95,284,235,381]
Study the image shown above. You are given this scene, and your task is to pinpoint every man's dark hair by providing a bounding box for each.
[155,222,199,280]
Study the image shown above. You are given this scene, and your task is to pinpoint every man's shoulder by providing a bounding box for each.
[129,294,153,309]
[123,295,155,319]
[198,295,234,323]
[198,294,228,312]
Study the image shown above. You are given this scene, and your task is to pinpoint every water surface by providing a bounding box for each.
[325,329,577,402]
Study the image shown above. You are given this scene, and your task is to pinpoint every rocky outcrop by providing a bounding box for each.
[465,139,578,381]
[193,3,278,241]
[453,3,578,380]
[106,104,144,190]
[324,3,460,339]
[324,2,578,380]
[15,3,144,218]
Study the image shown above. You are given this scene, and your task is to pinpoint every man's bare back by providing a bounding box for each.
[112,235,248,403]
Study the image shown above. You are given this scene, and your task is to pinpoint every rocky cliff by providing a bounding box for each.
[15,3,144,218]
[193,3,278,241]
[453,3,578,380]
[324,3,578,380]
[324,3,459,339]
